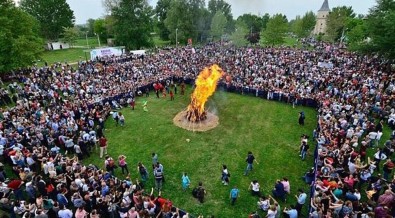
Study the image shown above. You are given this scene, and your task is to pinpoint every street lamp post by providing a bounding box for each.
[176,28,178,48]
[95,33,101,47]
[85,32,89,48]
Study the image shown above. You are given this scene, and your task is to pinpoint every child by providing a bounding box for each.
[182,172,190,191]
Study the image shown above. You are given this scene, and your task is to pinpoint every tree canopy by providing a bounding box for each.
[210,11,227,40]
[20,0,75,41]
[0,0,43,73]
[260,14,288,46]
[292,11,316,38]
[112,0,154,50]
[325,6,355,42]
[363,0,395,59]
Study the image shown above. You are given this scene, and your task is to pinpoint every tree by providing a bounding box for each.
[292,11,316,38]
[208,0,234,33]
[155,0,171,40]
[237,13,268,44]
[62,27,79,47]
[0,0,43,73]
[102,0,121,13]
[362,0,395,59]
[94,19,108,43]
[210,11,227,41]
[346,18,367,51]
[86,19,96,37]
[260,14,288,46]
[165,0,207,45]
[20,0,75,41]
[326,6,355,42]
[112,0,153,50]
[229,21,249,47]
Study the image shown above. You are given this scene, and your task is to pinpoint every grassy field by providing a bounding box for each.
[74,37,104,48]
[36,48,87,66]
[83,88,317,217]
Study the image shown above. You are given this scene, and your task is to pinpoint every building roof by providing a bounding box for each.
[318,0,330,11]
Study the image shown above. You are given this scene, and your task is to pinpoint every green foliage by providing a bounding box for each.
[86,19,96,37]
[236,14,266,34]
[112,0,154,50]
[155,0,171,41]
[0,0,43,73]
[229,21,249,47]
[20,0,75,41]
[62,27,80,47]
[208,0,234,33]
[292,11,316,38]
[165,0,208,45]
[210,11,227,41]
[345,18,367,51]
[94,19,108,43]
[325,6,355,42]
[363,0,395,59]
[260,14,289,46]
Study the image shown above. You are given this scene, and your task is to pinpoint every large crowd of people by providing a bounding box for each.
[0,39,394,218]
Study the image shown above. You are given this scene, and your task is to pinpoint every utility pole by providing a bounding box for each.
[85,32,89,48]
[176,28,178,48]
[95,33,101,47]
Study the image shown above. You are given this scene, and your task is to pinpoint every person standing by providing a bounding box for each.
[299,141,309,160]
[221,165,230,185]
[298,111,305,125]
[130,98,135,110]
[181,172,190,191]
[283,205,298,218]
[99,136,107,159]
[119,112,125,126]
[118,155,129,175]
[145,88,149,97]
[181,81,185,95]
[295,189,306,215]
[249,180,261,197]
[230,186,240,205]
[272,180,286,202]
[244,151,259,176]
[152,153,158,168]
[195,182,206,203]
[137,162,148,182]
[170,90,174,101]
[154,165,164,191]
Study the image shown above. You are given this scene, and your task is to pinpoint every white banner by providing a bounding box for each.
[90,47,124,60]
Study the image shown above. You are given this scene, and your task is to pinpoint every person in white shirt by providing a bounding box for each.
[249,180,261,196]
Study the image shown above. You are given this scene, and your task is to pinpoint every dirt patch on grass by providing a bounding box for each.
[173,110,219,132]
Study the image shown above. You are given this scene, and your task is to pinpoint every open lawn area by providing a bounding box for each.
[82,88,317,217]
[37,48,87,66]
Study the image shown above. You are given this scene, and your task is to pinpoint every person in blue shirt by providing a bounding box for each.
[181,172,191,191]
[230,186,240,205]
[295,189,307,215]
[283,205,298,218]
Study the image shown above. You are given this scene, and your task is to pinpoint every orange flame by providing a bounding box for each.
[186,64,224,122]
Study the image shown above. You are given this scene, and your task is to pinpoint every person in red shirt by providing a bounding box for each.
[170,91,174,101]
[99,136,107,159]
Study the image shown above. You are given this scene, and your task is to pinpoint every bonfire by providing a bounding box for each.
[186,64,224,122]
[173,64,224,132]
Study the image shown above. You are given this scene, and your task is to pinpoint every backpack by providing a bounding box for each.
[192,188,198,198]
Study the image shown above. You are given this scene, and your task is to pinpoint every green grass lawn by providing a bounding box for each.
[153,36,171,47]
[36,48,87,66]
[74,37,104,48]
[83,88,317,217]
